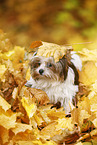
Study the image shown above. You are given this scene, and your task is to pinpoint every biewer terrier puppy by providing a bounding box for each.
[25,52,82,114]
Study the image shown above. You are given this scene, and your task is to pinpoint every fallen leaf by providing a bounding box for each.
[37,41,72,62]
[21,97,37,118]
[79,61,97,86]
[55,117,74,131]
[12,123,32,135]
[0,64,7,82]
[28,88,50,105]
[0,126,9,144]
[0,113,17,129]
[0,95,11,111]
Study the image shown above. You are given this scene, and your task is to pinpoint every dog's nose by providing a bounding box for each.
[39,69,44,75]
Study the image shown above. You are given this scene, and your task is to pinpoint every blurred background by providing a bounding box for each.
[0,0,97,50]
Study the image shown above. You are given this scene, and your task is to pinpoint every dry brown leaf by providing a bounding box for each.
[12,130,36,143]
[28,88,50,105]
[29,40,43,53]
[0,126,9,144]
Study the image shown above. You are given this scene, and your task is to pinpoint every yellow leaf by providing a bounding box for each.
[37,41,72,62]
[77,97,91,113]
[33,114,43,126]
[79,48,97,62]
[90,129,97,136]
[56,118,74,131]
[15,141,34,145]
[12,87,18,99]
[87,91,96,100]
[47,109,66,120]
[41,122,61,139]
[21,97,37,118]
[13,46,25,62]
[0,95,11,111]
[39,110,51,124]
[3,50,15,60]
[26,68,31,80]
[71,101,91,127]
[91,80,97,93]
[0,113,16,129]
[79,61,97,86]
[12,123,32,134]
[90,104,97,112]
[75,142,83,145]
[93,118,97,128]
[78,110,91,127]
[30,116,37,128]
[32,140,57,145]
[88,93,97,106]
[0,64,7,81]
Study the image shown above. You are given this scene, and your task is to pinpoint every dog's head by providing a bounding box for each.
[29,56,65,82]
[26,51,81,85]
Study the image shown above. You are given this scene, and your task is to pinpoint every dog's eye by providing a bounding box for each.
[38,63,41,66]
[33,62,41,68]
[47,62,52,67]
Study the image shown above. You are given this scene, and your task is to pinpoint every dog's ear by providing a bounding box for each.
[58,56,68,80]
[29,56,35,67]
[47,57,54,62]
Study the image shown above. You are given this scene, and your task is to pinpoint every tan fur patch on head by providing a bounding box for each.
[29,57,41,69]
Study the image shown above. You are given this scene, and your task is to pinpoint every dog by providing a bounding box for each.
[25,51,82,114]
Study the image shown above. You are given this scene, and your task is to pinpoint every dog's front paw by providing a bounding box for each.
[25,82,32,87]
[25,77,35,88]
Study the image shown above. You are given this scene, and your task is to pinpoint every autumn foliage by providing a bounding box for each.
[0,30,97,145]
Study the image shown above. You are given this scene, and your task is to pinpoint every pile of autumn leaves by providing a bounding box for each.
[0,30,97,145]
